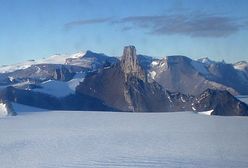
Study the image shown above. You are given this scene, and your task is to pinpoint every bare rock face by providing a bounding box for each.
[53,66,75,81]
[192,89,248,116]
[150,55,238,95]
[121,46,146,81]
[1,45,246,116]
[76,46,248,115]
[76,46,168,112]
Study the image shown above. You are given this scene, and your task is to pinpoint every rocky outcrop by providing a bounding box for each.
[192,89,248,116]
[0,45,247,116]
[207,62,248,94]
[53,66,75,81]
[76,46,248,115]
[121,46,147,82]
[149,56,239,95]
[0,86,115,112]
[0,99,16,116]
[77,46,169,112]
[0,64,87,88]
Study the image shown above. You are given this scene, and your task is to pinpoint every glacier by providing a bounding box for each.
[0,107,248,168]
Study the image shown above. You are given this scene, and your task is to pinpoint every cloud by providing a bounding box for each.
[121,26,133,32]
[116,13,245,37]
[64,18,111,30]
[65,12,248,37]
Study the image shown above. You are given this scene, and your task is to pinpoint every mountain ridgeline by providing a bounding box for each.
[0,46,247,116]
[76,46,248,115]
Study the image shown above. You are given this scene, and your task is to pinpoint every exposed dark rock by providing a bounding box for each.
[77,64,129,111]
[76,46,248,115]
[207,63,248,94]
[76,46,168,112]
[0,46,247,116]
[0,86,116,112]
[193,89,248,116]
[165,91,194,112]
[53,66,75,81]
[121,46,147,82]
[150,55,238,95]
[77,46,192,112]
[137,54,154,71]
[0,64,87,87]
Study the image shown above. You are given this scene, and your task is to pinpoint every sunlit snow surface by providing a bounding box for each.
[0,52,85,73]
[198,109,213,115]
[1,109,248,168]
[33,73,85,97]
[237,95,248,104]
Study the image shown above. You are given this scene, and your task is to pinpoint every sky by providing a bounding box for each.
[0,0,248,65]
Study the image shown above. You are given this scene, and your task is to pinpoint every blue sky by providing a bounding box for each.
[0,0,248,65]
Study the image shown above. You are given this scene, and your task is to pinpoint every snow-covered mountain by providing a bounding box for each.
[0,46,247,116]
[0,50,118,74]
[76,46,248,115]
[0,50,118,90]
[0,52,82,74]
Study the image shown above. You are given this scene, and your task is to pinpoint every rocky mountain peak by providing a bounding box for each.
[120,46,146,81]
[192,89,248,116]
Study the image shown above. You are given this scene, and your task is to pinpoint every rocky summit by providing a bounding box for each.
[76,46,248,115]
[121,45,147,81]
[192,89,248,116]
[0,45,247,116]
[76,46,169,112]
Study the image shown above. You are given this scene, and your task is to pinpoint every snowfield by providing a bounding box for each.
[0,52,85,73]
[1,110,248,168]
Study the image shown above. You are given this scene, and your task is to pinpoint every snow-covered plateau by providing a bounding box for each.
[0,105,248,168]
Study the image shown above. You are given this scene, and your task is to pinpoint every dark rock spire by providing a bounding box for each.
[120,45,146,81]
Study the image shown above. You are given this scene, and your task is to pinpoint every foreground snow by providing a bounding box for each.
[0,110,248,168]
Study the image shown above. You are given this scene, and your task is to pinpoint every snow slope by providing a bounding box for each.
[233,61,248,71]
[0,52,85,73]
[198,109,213,115]
[33,73,85,97]
[237,95,248,104]
[0,111,248,168]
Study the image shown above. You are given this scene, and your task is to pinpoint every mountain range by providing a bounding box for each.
[0,46,247,116]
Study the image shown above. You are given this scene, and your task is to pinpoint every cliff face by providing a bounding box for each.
[53,66,75,81]
[75,46,248,114]
[121,46,147,82]
[76,46,169,112]
[0,45,247,116]
[150,56,238,96]
[192,89,248,116]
